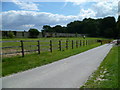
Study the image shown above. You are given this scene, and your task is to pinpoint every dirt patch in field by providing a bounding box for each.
[2,49,38,57]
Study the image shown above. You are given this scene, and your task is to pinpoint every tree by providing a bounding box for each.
[8,31,14,38]
[40,16,118,38]
[82,18,99,36]
[118,15,120,21]
[67,21,82,33]
[28,28,39,38]
[116,15,120,38]
[100,17,116,38]
[42,25,52,32]
[52,25,66,33]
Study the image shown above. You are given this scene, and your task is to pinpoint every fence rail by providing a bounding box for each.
[1,39,111,57]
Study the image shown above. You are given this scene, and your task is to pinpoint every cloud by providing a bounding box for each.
[79,9,96,18]
[2,0,119,31]
[65,0,102,5]
[2,10,81,31]
[22,24,35,28]
[92,1,118,18]
[0,14,2,29]
[65,0,118,4]
[12,0,39,11]
[66,0,118,18]
[118,1,120,15]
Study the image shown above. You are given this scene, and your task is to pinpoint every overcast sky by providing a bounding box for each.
[1,0,120,31]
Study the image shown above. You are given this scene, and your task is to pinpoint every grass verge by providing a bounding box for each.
[2,43,100,77]
[81,45,119,88]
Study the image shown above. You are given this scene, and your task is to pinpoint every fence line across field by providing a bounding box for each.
[1,39,110,57]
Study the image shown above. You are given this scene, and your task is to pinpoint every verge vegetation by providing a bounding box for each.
[81,45,119,88]
[2,43,101,76]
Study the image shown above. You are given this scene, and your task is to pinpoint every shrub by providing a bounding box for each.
[8,31,14,38]
[28,28,39,38]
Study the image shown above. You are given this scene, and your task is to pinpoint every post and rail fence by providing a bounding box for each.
[1,39,111,57]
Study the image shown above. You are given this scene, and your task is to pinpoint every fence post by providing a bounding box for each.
[83,40,85,46]
[59,40,62,51]
[50,40,52,52]
[101,40,103,45]
[80,40,82,47]
[20,40,24,57]
[86,40,87,46]
[66,40,68,50]
[37,40,40,54]
[72,40,74,49]
[76,40,78,48]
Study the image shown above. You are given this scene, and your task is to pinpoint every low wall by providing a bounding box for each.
[2,31,86,38]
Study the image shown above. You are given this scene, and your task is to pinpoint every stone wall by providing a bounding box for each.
[44,32,82,37]
[2,31,42,38]
[2,31,86,38]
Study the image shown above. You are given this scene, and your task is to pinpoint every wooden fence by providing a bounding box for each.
[1,39,105,57]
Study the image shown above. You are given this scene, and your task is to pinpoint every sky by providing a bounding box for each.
[1,0,120,31]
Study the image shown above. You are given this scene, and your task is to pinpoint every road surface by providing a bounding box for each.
[2,44,113,88]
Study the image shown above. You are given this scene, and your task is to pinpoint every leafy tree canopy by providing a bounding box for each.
[42,16,119,39]
[28,28,39,38]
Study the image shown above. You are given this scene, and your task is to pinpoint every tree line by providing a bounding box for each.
[41,16,120,39]
[3,16,119,38]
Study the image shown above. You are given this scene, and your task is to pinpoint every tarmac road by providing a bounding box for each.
[2,44,113,88]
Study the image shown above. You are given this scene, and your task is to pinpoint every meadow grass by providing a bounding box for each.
[2,37,103,47]
[81,45,119,88]
[2,37,105,41]
[2,43,101,76]
[2,37,102,57]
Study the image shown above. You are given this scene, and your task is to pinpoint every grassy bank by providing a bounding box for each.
[81,45,119,88]
[2,43,101,76]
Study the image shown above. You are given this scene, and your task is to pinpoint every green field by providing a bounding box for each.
[81,45,119,88]
[2,37,103,58]
[2,37,103,76]
[2,37,104,41]
[2,37,103,47]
